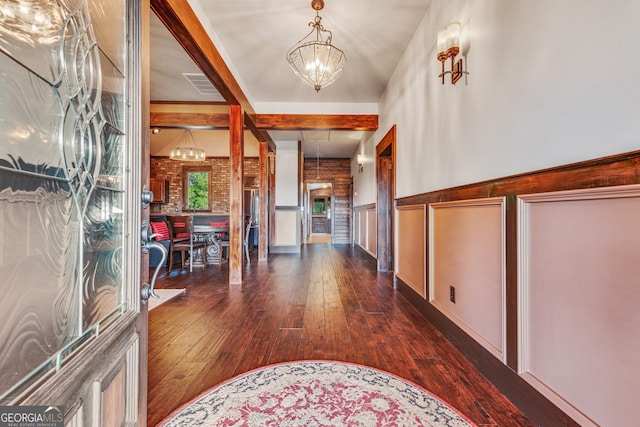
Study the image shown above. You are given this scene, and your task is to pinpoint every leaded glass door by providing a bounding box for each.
[0,0,148,424]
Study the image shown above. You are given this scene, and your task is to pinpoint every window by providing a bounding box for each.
[183,168,210,211]
[313,197,328,215]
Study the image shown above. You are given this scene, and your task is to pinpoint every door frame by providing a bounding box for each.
[303,179,335,244]
[376,125,396,272]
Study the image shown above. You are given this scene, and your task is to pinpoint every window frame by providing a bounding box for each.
[182,166,211,211]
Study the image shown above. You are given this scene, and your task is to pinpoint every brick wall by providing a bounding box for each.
[150,156,259,213]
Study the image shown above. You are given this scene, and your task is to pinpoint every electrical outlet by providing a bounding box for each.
[449,286,456,303]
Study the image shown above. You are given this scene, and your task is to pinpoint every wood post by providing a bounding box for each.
[229,105,244,284]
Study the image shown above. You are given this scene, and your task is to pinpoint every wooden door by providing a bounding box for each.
[0,1,150,424]
[311,197,330,234]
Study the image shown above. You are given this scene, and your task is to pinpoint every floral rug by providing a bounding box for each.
[157,360,476,427]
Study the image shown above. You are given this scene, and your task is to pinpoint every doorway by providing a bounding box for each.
[376,126,396,272]
[304,182,334,244]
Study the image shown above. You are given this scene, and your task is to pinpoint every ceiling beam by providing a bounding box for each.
[149,2,376,146]
[150,0,275,149]
[150,112,378,132]
[151,0,250,112]
[256,114,378,131]
[150,112,229,128]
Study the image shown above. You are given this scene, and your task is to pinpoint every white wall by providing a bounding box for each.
[274,141,299,206]
[355,0,640,204]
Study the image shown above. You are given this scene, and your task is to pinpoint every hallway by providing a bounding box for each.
[147,245,532,426]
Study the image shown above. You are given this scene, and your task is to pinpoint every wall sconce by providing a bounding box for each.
[356,154,364,173]
[437,22,463,85]
[267,151,276,175]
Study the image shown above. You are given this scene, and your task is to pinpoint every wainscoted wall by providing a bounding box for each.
[429,198,505,362]
[518,186,640,427]
[353,204,376,257]
[271,207,300,253]
[394,151,640,427]
[395,205,425,298]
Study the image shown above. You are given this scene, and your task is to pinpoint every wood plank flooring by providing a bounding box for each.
[147,245,533,426]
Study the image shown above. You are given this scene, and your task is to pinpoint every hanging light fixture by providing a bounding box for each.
[169,129,206,161]
[286,0,346,92]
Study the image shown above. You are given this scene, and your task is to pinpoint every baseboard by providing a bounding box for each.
[395,277,580,427]
[354,243,376,262]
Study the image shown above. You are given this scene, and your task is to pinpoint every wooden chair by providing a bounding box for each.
[166,215,207,272]
[217,219,251,263]
[244,216,253,263]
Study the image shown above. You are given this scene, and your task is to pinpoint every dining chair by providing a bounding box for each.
[166,215,208,272]
[244,216,252,263]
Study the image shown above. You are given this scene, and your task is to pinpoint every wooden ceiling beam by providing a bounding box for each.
[151,0,275,149]
[149,2,376,146]
[255,114,378,131]
[151,0,250,113]
[150,112,378,133]
[150,112,229,128]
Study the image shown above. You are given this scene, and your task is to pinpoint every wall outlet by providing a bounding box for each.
[449,286,456,303]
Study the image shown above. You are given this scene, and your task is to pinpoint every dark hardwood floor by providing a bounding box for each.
[147,245,533,426]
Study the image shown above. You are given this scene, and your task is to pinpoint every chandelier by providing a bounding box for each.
[169,129,206,161]
[286,0,346,92]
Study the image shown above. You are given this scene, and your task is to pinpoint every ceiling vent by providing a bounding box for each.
[182,73,218,96]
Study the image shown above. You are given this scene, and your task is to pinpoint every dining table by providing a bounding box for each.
[192,224,230,265]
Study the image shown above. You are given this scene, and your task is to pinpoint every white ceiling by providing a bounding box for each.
[150,0,432,157]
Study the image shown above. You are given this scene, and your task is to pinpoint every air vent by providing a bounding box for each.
[182,73,218,95]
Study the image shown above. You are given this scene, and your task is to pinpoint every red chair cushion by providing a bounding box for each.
[209,221,228,238]
[150,221,170,241]
[209,221,228,227]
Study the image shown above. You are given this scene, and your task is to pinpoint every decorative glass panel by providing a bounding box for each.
[89,0,126,75]
[0,0,129,402]
[0,54,65,178]
[83,186,123,329]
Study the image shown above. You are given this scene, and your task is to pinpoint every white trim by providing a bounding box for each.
[519,183,640,203]
[519,372,598,427]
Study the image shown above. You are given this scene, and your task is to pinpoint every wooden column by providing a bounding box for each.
[229,105,244,284]
[258,141,268,261]
[269,152,276,250]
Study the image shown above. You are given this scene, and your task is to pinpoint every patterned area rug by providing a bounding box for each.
[157,360,476,427]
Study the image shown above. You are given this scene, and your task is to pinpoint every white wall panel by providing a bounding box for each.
[395,206,426,298]
[518,185,640,427]
[274,141,299,206]
[429,198,505,361]
[274,210,299,246]
[366,207,377,255]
